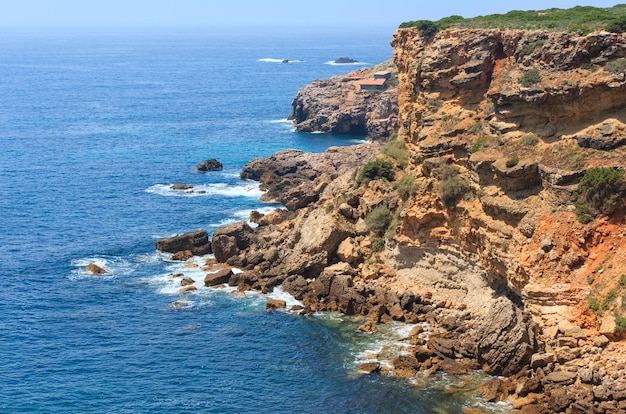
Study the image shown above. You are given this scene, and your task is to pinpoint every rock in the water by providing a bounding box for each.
[265,299,287,310]
[155,230,212,256]
[204,267,233,287]
[334,57,358,64]
[356,362,381,374]
[196,158,223,172]
[180,277,195,287]
[476,298,537,376]
[170,183,194,190]
[171,250,193,261]
[86,263,108,275]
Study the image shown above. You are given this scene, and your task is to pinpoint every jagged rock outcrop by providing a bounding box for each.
[240,143,380,210]
[289,60,399,138]
[155,229,212,256]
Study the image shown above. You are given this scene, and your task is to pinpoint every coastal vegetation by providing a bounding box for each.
[575,167,626,223]
[438,164,472,207]
[399,4,626,34]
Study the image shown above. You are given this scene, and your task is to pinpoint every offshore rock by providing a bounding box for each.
[196,158,223,172]
[86,263,108,275]
[155,230,212,256]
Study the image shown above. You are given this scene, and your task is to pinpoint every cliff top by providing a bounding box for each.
[400,4,626,34]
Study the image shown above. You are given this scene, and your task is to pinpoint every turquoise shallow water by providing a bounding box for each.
[0,27,508,413]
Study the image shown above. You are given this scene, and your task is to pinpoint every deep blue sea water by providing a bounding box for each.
[0,27,509,413]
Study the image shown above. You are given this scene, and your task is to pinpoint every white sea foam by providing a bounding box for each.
[324,60,368,66]
[69,255,135,279]
[145,182,264,198]
[258,58,303,63]
[267,286,302,310]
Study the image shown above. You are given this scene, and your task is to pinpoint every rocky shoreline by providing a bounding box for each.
[153,142,622,413]
[153,25,626,413]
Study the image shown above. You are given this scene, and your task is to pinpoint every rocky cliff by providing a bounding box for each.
[164,27,626,413]
[289,60,399,138]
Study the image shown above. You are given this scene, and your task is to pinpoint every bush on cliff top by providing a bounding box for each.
[575,167,626,223]
[399,5,626,33]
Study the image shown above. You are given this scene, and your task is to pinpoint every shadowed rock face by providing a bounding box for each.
[155,230,212,256]
[289,60,399,138]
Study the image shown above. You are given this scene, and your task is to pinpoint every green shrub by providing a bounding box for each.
[399,19,439,35]
[372,238,385,252]
[520,133,539,146]
[400,5,626,32]
[505,157,519,168]
[575,167,626,222]
[365,205,393,237]
[605,58,626,74]
[620,274,626,287]
[357,159,395,186]
[382,135,409,168]
[588,296,600,313]
[518,40,546,57]
[395,174,419,201]
[470,137,486,153]
[439,174,471,207]
[519,68,542,87]
[616,315,626,332]
[606,16,626,33]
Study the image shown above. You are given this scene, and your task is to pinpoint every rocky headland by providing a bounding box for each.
[289,59,399,138]
[158,26,626,413]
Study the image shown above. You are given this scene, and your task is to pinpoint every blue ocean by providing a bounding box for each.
[0,27,507,413]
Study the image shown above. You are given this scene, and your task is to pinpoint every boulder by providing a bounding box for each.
[204,267,233,287]
[180,277,195,287]
[171,250,193,261]
[156,230,212,256]
[86,263,108,275]
[211,221,255,263]
[356,362,381,374]
[476,298,537,376]
[196,158,223,172]
[170,183,193,190]
[480,377,512,402]
[265,299,287,310]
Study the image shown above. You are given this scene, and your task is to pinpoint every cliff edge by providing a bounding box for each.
[179,26,626,413]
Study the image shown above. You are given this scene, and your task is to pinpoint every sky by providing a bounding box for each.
[0,0,621,30]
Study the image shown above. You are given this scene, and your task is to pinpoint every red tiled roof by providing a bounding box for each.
[358,78,387,86]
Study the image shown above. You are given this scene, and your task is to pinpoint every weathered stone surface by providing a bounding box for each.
[480,377,511,402]
[86,263,108,275]
[265,299,287,310]
[180,277,195,287]
[289,60,398,138]
[544,371,577,385]
[356,362,381,374]
[476,298,536,376]
[204,267,233,287]
[156,230,212,256]
[530,352,555,369]
[196,158,223,172]
[171,250,193,261]
[241,144,379,211]
[211,222,255,263]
